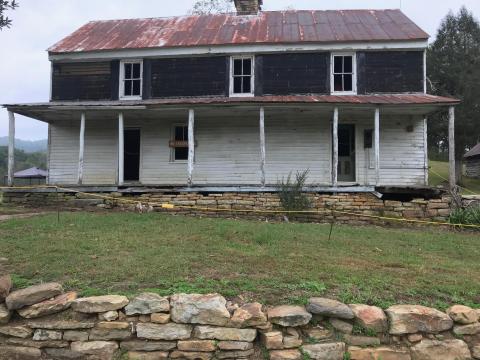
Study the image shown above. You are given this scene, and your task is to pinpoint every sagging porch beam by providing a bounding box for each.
[374,108,380,185]
[7,111,15,187]
[259,107,266,186]
[187,109,195,187]
[448,106,456,190]
[77,112,86,185]
[118,112,124,185]
[332,107,339,186]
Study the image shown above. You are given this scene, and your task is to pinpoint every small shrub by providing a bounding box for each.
[449,205,480,225]
[277,170,312,211]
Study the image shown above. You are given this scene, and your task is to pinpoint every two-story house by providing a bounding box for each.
[4,1,459,196]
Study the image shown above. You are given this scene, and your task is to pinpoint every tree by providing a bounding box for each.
[190,0,234,15]
[427,6,480,183]
[0,0,18,30]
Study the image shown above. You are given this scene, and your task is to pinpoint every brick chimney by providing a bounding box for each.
[234,0,262,15]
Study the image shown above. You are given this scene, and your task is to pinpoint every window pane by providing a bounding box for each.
[132,63,141,78]
[243,76,251,93]
[233,59,242,76]
[234,77,242,94]
[175,126,184,141]
[125,64,132,79]
[125,80,132,96]
[132,79,141,96]
[334,57,343,73]
[182,126,188,141]
[175,147,188,161]
[344,56,353,73]
[334,74,343,92]
[243,58,252,75]
[344,74,353,91]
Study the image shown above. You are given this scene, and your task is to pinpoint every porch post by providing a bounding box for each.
[259,107,266,186]
[423,117,429,185]
[118,112,124,186]
[7,111,15,187]
[78,112,86,185]
[374,108,380,185]
[332,107,339,186]
[187,109,195,187]
[448,106,456,189]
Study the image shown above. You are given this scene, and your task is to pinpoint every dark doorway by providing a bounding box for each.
[338,124,356,182]
[124,129,141,182]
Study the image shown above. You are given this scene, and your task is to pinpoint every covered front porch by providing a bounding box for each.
[3,95,459,193]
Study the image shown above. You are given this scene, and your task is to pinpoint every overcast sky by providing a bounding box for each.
[0,0,479,141]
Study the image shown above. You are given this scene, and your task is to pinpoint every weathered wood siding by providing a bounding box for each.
[356,51,424,94]
[49,121,80,184]
[465,157,480,178]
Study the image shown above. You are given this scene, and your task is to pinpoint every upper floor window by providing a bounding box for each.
[230,56,254,97]
[120,60,143,100]
[331,53,356,94]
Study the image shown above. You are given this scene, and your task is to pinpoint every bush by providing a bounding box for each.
[277,170,312,211]
[449,206,480,225]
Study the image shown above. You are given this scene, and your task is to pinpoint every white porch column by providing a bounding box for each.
[187,109,195,187]
[423,117,429,185]
[259,107,266,186]
[374,108,380,185]
[118,112,124,185]
[77,112,86,185]
[448,106,456,189]
[7,111,15,187]
[332,107,339,186]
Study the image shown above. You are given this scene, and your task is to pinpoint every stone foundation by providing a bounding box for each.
[1,190,452,225]
[0,278,479,359]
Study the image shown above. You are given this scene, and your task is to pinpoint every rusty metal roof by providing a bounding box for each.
[465,143,480,158]
[48,9,429,54]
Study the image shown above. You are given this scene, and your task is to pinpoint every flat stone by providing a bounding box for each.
[349,304,388,333]
[17,292,77,319]
[329,318,353,334]
[177,340,216,352]
[128,351,169,360]
[408,333,423,343]
[151,313,170,324]
[32,329,62,341]
[344,334,381,347]
[261,331,283,350]
[170,351,213,360]
[304,326,333,341]
[231,302,268,328]
[0,324,32,338]
[306,298,354,319]
[447,305,479,325]
[0,275,12,303]
[218,341,253,351]
[386,305,453,335]
[193,325,257,341]
[89,327,132,340]
[283,336,302,348]
[125,293,170,315]
[472,345,480,359]
[302,342,346,360]
[0,304,11,325]
[27,320,95,330]
[453,323,480,335]
[5,282,63,310]
[216,349,255,359]
[120,340,177,352]
[270,349,302,360]
[70,341,119,355]
[96,321,130,330]
[170,293,231,326]
[0,345,41,359]
[63,330,89,341]
[348,346,411,360]
[43,348,85,359]
[6,337,69,349]
[98,311,118,322]
[136,323,192,340]
[267,305,312,327]
[410,339,472,360]
[72,295,129,313]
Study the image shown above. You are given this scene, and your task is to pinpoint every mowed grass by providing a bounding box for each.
[0,211,479,309]
[430,160,480,195]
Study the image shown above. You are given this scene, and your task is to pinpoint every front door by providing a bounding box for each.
[338,124,356,182]
[124,128,141,182]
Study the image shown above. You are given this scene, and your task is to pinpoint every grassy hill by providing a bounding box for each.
[0,137,47,153]
[429,160,480,195]
[0,146,47,181]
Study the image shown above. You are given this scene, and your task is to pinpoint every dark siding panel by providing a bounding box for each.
[110,60,120,101]
[259,53,330,95]
[52,62,112,101]
[142,59,152,100]
[357,51,424,94]
[151,56,228,98]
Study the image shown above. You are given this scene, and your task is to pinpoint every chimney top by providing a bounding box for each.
[234,0,262,15]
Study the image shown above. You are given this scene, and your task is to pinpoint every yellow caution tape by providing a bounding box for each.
[429,169,479,196]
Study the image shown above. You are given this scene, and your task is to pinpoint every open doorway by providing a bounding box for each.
[124,128,141,182]
[338,124,356,182]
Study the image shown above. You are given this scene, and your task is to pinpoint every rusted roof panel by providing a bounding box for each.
[48,9,429,54]
[464,143,480,158]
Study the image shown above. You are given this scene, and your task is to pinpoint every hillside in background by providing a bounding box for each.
[0,137,47,153]
[0,146,47,180]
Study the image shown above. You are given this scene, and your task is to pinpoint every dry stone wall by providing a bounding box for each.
[0,277,479,359]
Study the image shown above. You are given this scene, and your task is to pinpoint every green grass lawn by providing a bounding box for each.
[0,211,479,310]
[429,160,480,195]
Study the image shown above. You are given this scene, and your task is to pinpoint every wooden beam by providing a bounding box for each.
[259,107,266,186]
[118,112,124,185]
[187,109,195,187]
[448,106,456,189]
[7,111,15,187]
[332,107,339,186]
[77,113,86,185]
[423,117,429,185]
[374,108,380,185]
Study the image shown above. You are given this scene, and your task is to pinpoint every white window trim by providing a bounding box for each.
[119,59,143,100]
[330,52,357,95]
[229,55,255,97]
[170,123,189,163]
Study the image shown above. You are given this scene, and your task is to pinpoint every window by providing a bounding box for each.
[230,56,254,96]
[120,60,143,99]
[170,125,189,161]
[332,54,356,94]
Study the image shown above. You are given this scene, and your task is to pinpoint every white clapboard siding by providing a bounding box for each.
[49,121,80,184]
